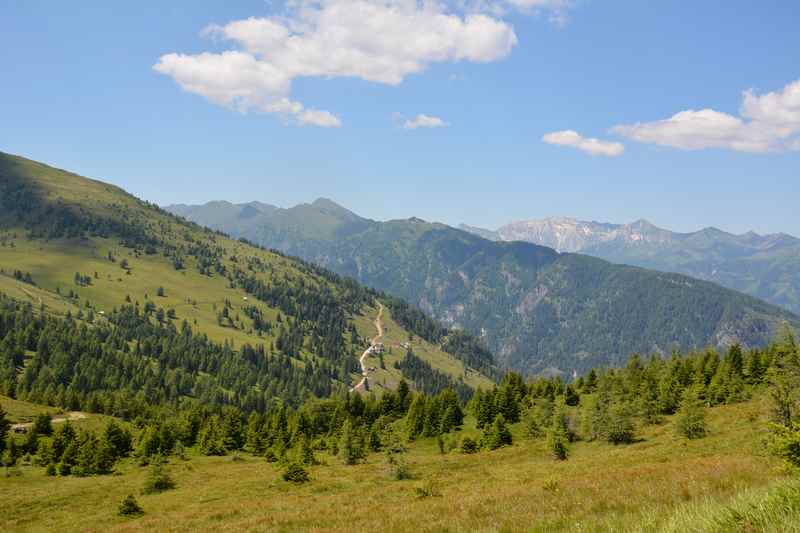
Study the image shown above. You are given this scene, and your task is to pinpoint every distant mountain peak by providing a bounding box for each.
[311,197,345,209]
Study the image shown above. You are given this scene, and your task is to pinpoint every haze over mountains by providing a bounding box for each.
[459,217,800,315]
[167,199,800,376]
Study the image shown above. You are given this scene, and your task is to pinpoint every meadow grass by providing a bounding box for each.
[0,395,785,532]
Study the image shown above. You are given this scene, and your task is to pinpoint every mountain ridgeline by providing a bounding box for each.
[0,151,497,408]
[166,199,800,376]
[459,217,800,316]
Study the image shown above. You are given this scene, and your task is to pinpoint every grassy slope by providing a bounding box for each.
[1,395,127,434]
[0,151,491,391]
[0,396,786,532]
[352,305,495,392]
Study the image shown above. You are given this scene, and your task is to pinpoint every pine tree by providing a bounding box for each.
[606,401,636,445]
[118,494,144,517]
[103,420,132,460]
[548,420,569,461]
[198,417,226,456]
[338,419,361,465]
[297,435,317,466]
[0,404,10,454]
[142,456,175,494]
[32,413,53,436]
[482,414,512,450]
[405,396,426,440]
[222,408,245,451]
[675,386,707,439]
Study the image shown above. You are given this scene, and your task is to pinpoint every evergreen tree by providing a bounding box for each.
[482,414,512,450]
[198,416,227,456]
[142,457,175,494]
[32,413,53,436]
[405,395,426,440]
[103,420,132,460]
[118,494,144,517]
[548,420,569,461]
[675,386,707,439]
[338,419,361,465]
[0,404,9,454]
[222,407,245,451]
[606,401,636,445]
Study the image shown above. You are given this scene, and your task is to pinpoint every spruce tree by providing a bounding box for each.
[32,413,53,436]
[0,404,10,454]
[338,419,360,465]
[482,414,512,450]
[142,456,176,494]
[118,494,144,517]
[606,401,636,445]
[675,386,707,439]
[405,396,426,440]
[198,417,226,456]
[548,421,568,461]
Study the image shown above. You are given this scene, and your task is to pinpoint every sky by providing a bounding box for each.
[1,0,799,235]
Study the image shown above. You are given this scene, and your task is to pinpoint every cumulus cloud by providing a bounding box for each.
[154,0,518,126]
[613,79,800,153]
[403,114,448,129]
[542,130,625,157]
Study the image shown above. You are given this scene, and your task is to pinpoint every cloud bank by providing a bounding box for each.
[542,130,625,157]
[614,79,800,153]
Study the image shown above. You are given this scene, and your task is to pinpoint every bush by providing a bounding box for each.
[460,436,479,454]
[769,423,800,468]
[387,454,413,480]
[118,494,144,517]
[282,463,310,484]
[142,459,175,494]
[414,480,441,499]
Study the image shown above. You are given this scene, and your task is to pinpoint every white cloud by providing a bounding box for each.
[154,0,518,127]
[403,114,448,129]
[542,130,625,157]
[502,0,573,25]
[613,79,800,153]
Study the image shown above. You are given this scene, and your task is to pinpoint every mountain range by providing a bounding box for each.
[167,199,800,375]
[458,217,800,315]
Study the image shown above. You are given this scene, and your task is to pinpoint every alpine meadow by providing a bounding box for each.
[3,2,800,532]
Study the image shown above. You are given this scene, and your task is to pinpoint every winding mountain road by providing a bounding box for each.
[350,302,384,392]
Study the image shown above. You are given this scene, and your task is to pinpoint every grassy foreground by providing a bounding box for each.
[1,396,788,532]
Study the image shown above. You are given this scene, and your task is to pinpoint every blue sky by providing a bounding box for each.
[2,0,799,235]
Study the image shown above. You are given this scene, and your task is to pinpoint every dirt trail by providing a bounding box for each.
[11,411,87,431]
[350,303,384,392]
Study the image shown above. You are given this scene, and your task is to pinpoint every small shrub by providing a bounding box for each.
[460,436,478,454]
[414,480,442,499]
[282,463,310,484]
[118,494,144,517]
[264,449,278,463]
[387,454,413,480]
[142,460,175,494]
[543,478,560,493]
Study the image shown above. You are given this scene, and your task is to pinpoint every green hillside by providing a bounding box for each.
[0,151,496,403]
[4,332,800,532]
[167,199,800,375]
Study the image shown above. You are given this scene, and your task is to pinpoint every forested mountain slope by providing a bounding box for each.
[168,199,800,375]
[461,216,800,315]
[0,151,496,410]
